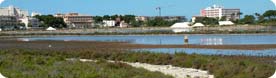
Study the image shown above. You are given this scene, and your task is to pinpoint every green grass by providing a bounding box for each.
[60,50,276,78]
[0,50,173,78]
[0,49,275,78]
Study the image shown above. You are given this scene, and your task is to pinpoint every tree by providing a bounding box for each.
[123,15,136,24]
[241,15,255,24]
[237,12,243,16]
[263,10,276,19]
[195,17,218,25]
[34,15,67,28]
[131,20,144,27]
[111,15,119,20]
[254,13,261,17]
[103,15,111,20]
[254,13,265,23]
[146,17,176,27]
[220,16,227,21]
[93,16,103,23]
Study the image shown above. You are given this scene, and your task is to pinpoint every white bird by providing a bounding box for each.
[48,45,52,48]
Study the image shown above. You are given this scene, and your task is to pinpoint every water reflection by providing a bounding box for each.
[134,48,276,56]
[172,29,192,33]
[17,38,30,42]
[200,38,223,45]
[19,34,276,45]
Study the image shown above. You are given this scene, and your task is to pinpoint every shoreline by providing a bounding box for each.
[0,32,276,36]
[1,33,276,38]
[0,26,275,36]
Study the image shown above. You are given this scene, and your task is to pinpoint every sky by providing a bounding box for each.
[0,0,275,18]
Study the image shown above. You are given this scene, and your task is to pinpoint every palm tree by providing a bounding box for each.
[238,12,243,16]
[237,12,243,20]
[255,13,261,17]
[230,13,236,21]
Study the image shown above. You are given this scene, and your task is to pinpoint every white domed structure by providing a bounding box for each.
[170,22,192,33]
[46,27,56,31]
[192,23,205,27]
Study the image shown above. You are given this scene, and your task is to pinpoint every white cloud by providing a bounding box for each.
[271,0,276,8]
[0,0,4,4]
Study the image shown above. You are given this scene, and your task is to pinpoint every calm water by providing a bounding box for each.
[135,48,276,56]
[19,34,276,56]
[21,34,276,45]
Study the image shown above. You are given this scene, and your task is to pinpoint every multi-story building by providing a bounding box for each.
[55,13,94,29]
[20,17,40,28]
[0,16,18,30]
[135,16,186,22]
[0,5,29,18]
[161,16,187,22]
[0,5,30,29]
[201,5,240,20]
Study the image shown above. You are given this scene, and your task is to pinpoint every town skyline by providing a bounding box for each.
[0,0,275,18]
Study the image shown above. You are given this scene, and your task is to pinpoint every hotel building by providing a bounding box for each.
[200,5,240,20]
[55,13,94,29]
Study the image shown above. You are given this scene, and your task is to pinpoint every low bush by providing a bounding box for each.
[0,50,173,78]
[0,49,275,78]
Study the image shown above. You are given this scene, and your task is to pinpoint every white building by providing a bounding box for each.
[119,21,128,28]
[55,13,94,28]
[0,6,31,30]
[201,5,240,20]
[103,20,116,27]
[19,17,40,29]
[19,17,28,28]
[0,5,29,18]
[135,16,148,22]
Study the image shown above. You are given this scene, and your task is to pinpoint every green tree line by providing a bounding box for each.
[94,15,185,27]
[194,10,276,26]
[34,15,67,28]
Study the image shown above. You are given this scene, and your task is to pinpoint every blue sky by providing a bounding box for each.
[1,0,275,18]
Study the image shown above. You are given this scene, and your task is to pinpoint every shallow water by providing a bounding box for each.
[21,34,276,45]
[19,34,276,56]
[134,48,276,56]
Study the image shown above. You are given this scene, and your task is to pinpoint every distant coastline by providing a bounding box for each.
[0,26,275,36]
